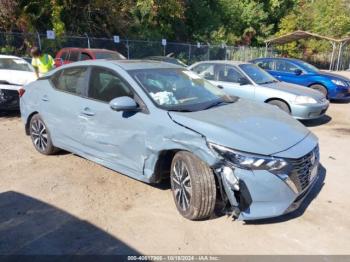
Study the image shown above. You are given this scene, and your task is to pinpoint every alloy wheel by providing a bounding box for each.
[171,159,192,211]
[31,119,48,152]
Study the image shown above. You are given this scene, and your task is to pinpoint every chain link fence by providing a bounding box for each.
[0,31,276,65]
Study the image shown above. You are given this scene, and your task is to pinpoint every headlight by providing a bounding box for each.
[294,96,317,104]
[209,143,288,172]
[331,79,347,86]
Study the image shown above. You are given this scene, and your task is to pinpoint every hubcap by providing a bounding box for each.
[171,160,192,211]
[31,119,48,151]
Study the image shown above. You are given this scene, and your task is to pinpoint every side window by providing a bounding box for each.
[191,64,215,80]
[256,60,273,70]
[275,60,300,73]
[81,53,92,61]
[60,51,69,61]
[51,67,88,96]
[69,51,80,62]
[88,67,133,102]
[216,65,246,83]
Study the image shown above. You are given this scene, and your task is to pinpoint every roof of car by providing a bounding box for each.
[59,48,117,53]
[51,59,183,71]
[0,54,24,59]
[252,57,302,63]
[193,60,251,66]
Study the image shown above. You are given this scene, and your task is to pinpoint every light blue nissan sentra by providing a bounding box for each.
[20,60,320,221]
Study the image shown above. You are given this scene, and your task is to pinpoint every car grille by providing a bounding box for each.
[288,146,319,193]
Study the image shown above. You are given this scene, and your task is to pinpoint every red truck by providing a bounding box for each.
[54,48,126,67]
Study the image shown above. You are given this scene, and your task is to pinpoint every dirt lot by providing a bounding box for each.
[0,78,350,255]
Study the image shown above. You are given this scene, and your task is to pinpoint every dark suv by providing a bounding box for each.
[55,48,125,67]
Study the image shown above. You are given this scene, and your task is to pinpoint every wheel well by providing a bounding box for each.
[264,98,291,112]
[152,149,181,183]
[25,112,38,135]
[308,83,328,96]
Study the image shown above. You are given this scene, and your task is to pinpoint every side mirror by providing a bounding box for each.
[238,77,250,86]
[109,96,139,112]
[294,69,303,76]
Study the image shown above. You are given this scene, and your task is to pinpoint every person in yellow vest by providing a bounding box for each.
[30,47,55,77]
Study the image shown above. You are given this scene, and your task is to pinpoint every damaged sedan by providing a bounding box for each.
[20,60,320,221]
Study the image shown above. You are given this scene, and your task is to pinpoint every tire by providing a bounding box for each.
[310,84,328,97]
[170,151,216,220]
[29,114,58,155]
[267,100,290,114]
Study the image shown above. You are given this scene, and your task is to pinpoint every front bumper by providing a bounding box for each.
[291,101,329,120]
[217,137,320,221]
[330,86,350,100]
[0,89,20,110]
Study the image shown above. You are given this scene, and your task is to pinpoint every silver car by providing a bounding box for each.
[189,61,329,120]
[21,60,320,221]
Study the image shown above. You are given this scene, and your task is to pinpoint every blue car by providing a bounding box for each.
[20,60,320,221]
[251,57,350,100]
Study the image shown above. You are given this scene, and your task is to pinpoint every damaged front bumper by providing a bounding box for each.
[214,145,320,221]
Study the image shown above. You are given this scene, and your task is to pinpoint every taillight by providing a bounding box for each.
[18,88,25,97]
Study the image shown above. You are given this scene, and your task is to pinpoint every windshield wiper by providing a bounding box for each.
[204,100,228,110]
[168,109,193,112]
[259,80,279,85]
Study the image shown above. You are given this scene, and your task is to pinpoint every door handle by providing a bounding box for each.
[217,85,224,89]
[41,95,49,102]
[80,107,95,116]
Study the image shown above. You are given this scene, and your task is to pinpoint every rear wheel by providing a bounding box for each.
[170,151,216,220]
[310,84,328,97]
[267,100,290,114]
[29,114,58,155]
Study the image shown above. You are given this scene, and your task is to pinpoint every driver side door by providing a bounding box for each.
[78,66,150,178]
[211,64,255,99]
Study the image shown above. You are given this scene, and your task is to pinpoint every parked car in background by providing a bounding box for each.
[189,61,329,120]
[21,60,320,221]
[251,57,350,100]
[0,55,36,110]
[55,48,126,67]
[145,56,187,67]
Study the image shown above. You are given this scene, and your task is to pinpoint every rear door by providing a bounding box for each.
[77,66,150,176]
[44,66,90,150]
[271,59,306,85]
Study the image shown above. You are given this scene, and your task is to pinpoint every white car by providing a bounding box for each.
[0,55,37,110]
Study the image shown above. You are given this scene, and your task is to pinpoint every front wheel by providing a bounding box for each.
[170,151,216,220]
[310,84,328,97]
[29,114,58,155]
[267,100,291,114]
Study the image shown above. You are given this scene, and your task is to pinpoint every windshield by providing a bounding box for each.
[298,61,319,72]
[128,68,236,111]
[0,58,33,72]
[95,52,125,60]
[239,64,278,85]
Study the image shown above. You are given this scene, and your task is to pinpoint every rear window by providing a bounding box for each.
[69,51,80,62]
[0,58,33,72]
[51,67,88,95]
[94,52,125,60]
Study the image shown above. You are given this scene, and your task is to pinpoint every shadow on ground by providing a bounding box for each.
[0,191,140,255]
[0,111,20,118]
[244,164,326,225]
[302,115,332,127]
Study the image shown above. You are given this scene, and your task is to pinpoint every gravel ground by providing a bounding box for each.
[0,75,349,255]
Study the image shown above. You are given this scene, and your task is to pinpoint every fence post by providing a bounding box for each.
[188,44,191,62]
[207,43,210,60]
[126,39,130,59]
[84,33,90,48]
[36,31,42,50]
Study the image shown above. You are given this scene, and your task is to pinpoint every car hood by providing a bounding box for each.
[169,99,310,156]
[0,70,37,86]
[262,81,325,99]
[317,71,350,82]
